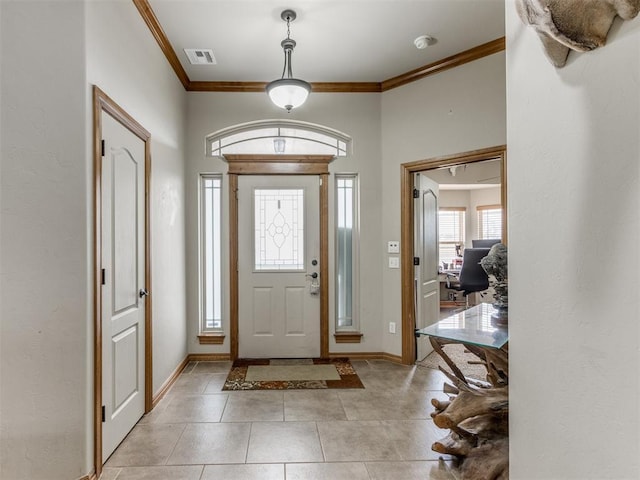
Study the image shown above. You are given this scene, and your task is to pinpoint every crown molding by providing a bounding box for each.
[132,0,190,89]
[381,37,506,91]
[134,0,505,93]
[187,81,382,93]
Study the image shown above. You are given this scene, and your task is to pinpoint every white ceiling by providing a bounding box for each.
[148,0,505,83]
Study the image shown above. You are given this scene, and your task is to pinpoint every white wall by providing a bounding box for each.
[0,1,188,479]
[507,1,640,478]
[380,52,507,356]
[185,92,383,355]
[1,2,89,479]
[86,0,188,398]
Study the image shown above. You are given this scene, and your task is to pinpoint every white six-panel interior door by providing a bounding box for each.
[238,175,321,358]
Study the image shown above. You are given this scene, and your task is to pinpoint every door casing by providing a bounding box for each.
[400,145,507,364]
[224,155,334,360]
[93,86,152,478]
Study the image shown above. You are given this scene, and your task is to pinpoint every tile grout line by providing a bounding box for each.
[162,422,188,466]
[244,422,254,464]
[219,390,231,423]
[196,464,206,480]
[314,420,327,463]
[362,460,374,480]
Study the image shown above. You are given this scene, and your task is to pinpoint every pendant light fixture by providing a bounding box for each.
[266,10,311,113]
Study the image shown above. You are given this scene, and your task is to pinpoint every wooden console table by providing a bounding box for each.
[416,303,509,479]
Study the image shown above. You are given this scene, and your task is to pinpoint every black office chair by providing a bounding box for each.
[455,247,490,297]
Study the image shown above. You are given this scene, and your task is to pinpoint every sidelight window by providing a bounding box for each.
[335,174,359,330]
[200,175,223,332]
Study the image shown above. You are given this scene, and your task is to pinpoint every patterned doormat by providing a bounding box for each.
[222,357,364,391]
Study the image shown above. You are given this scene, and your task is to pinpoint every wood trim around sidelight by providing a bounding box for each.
[225,155,333,360]
[134,0,504,93]
[93,85,153,479]
[198,334,226,345]
[319,173,330,357]
[400,145,507,365]
[333,332,364,344]
[229,174,239,360]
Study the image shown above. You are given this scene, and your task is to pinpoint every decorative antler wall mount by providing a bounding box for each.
[516,0,640,67]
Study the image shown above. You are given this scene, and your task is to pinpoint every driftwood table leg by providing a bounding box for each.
[429,337,468,383]
[429,343,509,479]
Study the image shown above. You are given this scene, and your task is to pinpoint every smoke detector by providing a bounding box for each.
[414,35,436,49]
[184,48,217,65]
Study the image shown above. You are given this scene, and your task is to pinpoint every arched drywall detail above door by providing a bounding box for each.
[205,119,352,157]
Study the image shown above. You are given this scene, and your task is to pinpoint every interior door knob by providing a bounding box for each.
[139,289,149,298]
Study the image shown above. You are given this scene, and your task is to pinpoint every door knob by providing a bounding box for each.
[306,272,318,279]
[139,289,149,298]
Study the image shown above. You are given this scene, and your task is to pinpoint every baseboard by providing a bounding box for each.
[380,352,404,364]
[151,353,231,408]
[329,351,405,364]
[188,353,231,361]
[151,355,190,408]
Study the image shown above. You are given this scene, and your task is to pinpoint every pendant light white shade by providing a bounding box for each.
[267,10,311,112]
[266,78,311,112]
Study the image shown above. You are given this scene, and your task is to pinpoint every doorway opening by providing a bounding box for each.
[400,145,507,364]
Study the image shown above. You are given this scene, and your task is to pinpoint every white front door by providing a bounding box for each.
[101,112,146,460]
[414,173,440,361]
[238,175,320,358]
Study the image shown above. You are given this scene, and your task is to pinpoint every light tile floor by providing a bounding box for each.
[102,359,461,480]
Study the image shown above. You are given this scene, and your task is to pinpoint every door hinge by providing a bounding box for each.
[101,268,106,285]
[413,257,420,265]
[413,188,420,199]
[101,139,105,157]
[101,405,106,423]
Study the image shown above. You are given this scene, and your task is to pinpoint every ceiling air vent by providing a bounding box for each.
[184,49,217,65]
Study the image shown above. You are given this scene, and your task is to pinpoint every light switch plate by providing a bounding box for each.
[387,241,400,253]
[388,256,400,268]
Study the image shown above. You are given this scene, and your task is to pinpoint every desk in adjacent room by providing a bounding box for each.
[438,270,464,306]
